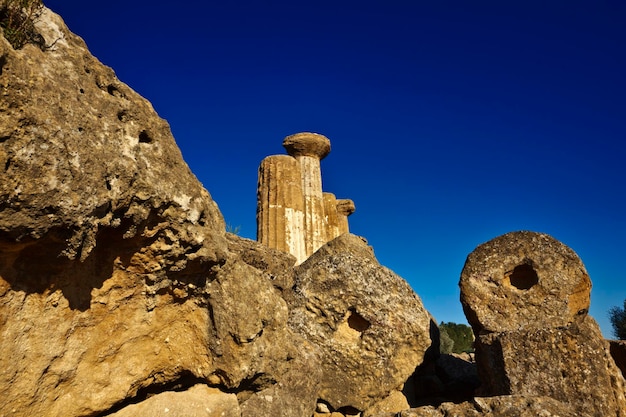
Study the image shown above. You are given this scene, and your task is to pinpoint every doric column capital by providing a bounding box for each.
[283,132,331,160]
[336,199,356,216]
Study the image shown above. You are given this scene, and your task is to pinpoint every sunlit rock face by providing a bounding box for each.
[0,7,434,417]
[289,233,433,411]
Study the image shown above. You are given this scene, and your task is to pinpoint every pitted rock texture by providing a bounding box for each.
[0,7,293,416]
[475,317,626,417]
[372,395,576,417]
[460,231,591,334]
[289,233,432,412]
[0,6,225,262]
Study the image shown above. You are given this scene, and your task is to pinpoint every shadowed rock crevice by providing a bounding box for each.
[96,371,207,417]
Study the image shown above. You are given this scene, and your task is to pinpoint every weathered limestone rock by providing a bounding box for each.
[283,132,330,257]
[460,231,626,417]
[108,384,240,417]
[373,396,576,417]
[239,338,322,417]
[476,317,626,416]
[0,8,294,416]
[336,198,356,235]
[256,154,306,263]
[460,231,591,334]
[256,133,354,263]
[225,232,296,292]
[373,395,576,417]
[0,8,226,262]
[288,233,432,412]
[363,390,411,417]
[323,192,340,243]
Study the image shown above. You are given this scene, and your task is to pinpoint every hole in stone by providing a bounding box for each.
[77,127,83,132]
[509,264,538,290]
[0,136,9,143]
[0,55,6,76]
[117,110,128,122]
[79,88,84,94]
[347,309,370,332]
[105,178,112,191]
[138,130,153,144]
[107,84,118,95]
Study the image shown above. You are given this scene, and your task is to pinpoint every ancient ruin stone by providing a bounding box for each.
[336,198,356,235]
[0,8,291,416]
[283,132,329,257]
[460,231,626,417]
[226,231,296,292]
[460,231,591,334]
[475,317,626,416]
[288,233,432,412]
[283,131,331,159]
[257,133,354,264]
[257,154,306,263]
[239,338,322,417]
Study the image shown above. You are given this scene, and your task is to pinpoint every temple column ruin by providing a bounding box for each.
[256,154,306,263]
[257,132,355,264]
[283,132,331,257]
[336,199,355,235]
[324,194,356,242]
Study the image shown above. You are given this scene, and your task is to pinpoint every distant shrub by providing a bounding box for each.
[439,322,474,354]
[609,299,626,340]
[0,0,44,49]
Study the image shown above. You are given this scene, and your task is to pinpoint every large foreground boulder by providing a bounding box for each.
[0,7,292,416]
[289,234,433,413]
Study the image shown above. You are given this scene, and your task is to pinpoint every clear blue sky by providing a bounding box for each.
[44,1,626,338]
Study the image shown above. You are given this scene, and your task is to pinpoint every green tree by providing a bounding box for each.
[609,299,626,340]
[439,322,474,353]
[439,326,454,354]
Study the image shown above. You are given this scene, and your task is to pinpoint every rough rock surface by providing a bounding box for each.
[108,384,240,417]
[373,395,576,417]
[0,7,226,262]
[476,317,626,416]
[460,231,626,417]
[460,231,591,334]
[0,8,292,416]
[289,233,432,412]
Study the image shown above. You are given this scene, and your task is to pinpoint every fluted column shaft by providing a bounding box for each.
[256,155,306,263]
[283,132,331,259]
[336,199,356,235]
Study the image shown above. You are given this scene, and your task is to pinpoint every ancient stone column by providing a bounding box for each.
[283,132,331,258]
[323,193,339,243]
[256,155,306,263]
[459,231,626,416]
[336,199,355,235]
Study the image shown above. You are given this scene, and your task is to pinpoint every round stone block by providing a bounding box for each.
[459,231,591,334]
[283,132,331,160]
